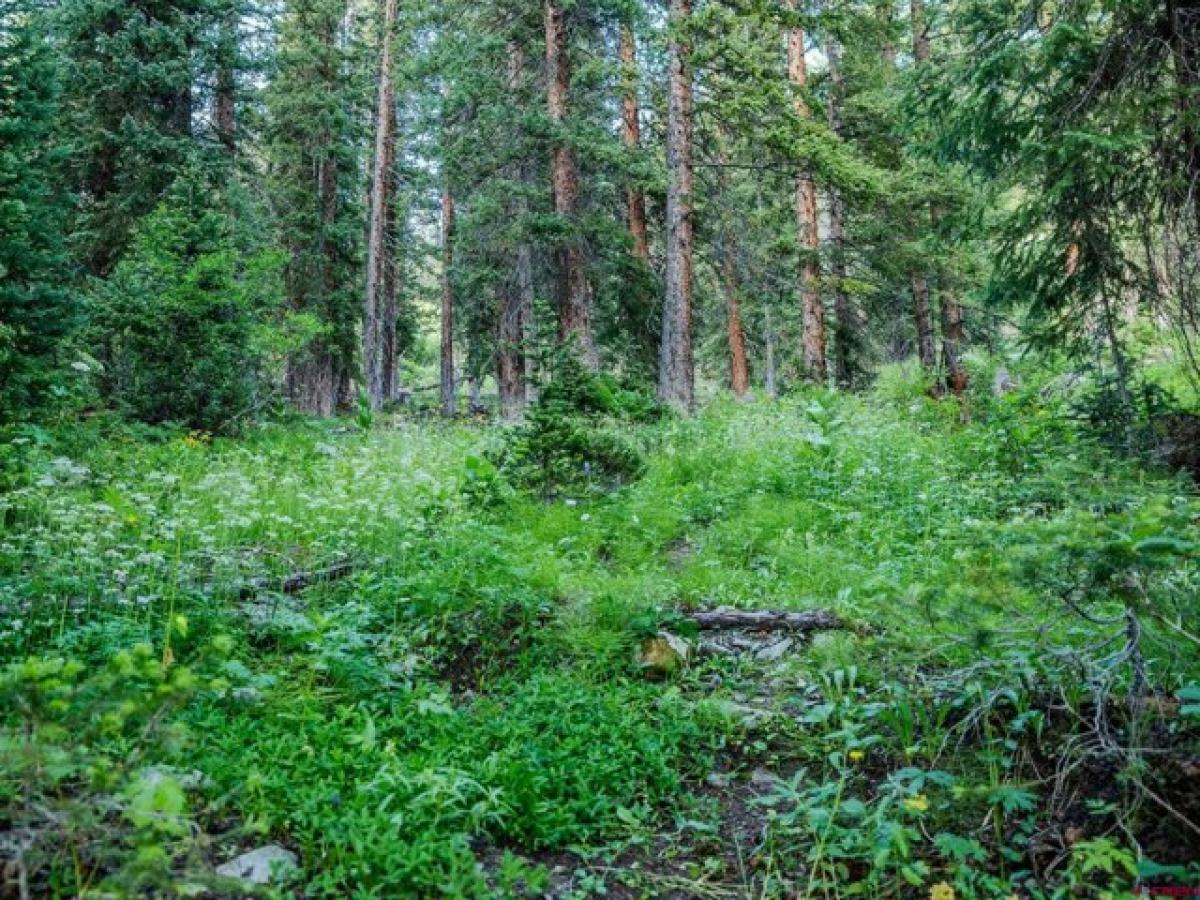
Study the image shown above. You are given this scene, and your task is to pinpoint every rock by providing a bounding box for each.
[216,845,298,885]
[750,768,781,790]
[992,367,1018,397]
[705,772,731,789]
[637,631,691,675]
[754,637,794,661]
[140,766,210,791]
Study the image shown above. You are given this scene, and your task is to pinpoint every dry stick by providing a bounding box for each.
[237,561,355,600]
[685,608,846,633]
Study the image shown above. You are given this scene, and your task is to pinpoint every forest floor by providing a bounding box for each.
[3,368,1200,898]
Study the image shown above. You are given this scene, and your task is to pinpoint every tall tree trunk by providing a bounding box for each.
[720,239,751,398]
[287,145,341,415]
[497,40,529,423]
[658,0,695,412]
[620,21,650,262]
[826,29,854,389]
[787,2,826,383]
[912,274,938,371]
[878,1,896,72]
[717,135,749,397]
[214,9,237,153]
[545,0,597,368]
[905,0,940,379]
[764,307,779,399]
[912,0,968,393]
[363,0,398,410]
[440,187,457,418]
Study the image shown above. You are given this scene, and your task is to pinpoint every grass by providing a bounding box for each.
[2,362,1199,897]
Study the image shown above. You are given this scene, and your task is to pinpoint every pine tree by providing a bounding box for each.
[58,0,216,275]
[0,3,77,420]
[265,0,366,415]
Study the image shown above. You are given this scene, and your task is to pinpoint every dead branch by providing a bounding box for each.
[237,561,355,600]
[685,607,847,633]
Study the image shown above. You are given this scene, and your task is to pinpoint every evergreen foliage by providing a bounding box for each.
[0,5,77,421]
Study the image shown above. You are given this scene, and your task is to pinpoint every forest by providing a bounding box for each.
[2,0,1200,896]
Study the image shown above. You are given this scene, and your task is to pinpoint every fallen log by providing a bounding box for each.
[686,607,845,633]
[237,561,355,600]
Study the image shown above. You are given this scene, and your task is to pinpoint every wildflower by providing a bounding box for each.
[848,750,865,763]
[929,883,955,900]
[903,793,929,813]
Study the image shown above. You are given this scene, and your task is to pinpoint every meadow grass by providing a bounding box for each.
[2,368,1198,896]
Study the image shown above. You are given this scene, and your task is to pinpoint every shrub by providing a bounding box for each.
[0,630,223,895]
[89,170,285,433]
[492,353,658,496]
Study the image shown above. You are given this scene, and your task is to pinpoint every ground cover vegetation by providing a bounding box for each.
[3,0,1200,896]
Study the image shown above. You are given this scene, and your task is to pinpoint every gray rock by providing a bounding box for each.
[216,845,298,885]
[754,637,794,661]
[750,768,781,789]
[705,772,731,789]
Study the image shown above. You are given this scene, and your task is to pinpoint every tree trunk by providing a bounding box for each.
[908,0,942,380]
[214,9,237,153]
[286,349,338,417]
[826,30,854,389]
[658,0,695,412]
[721,239,751,398]
[497,41,529,422]
[788,3,826,383]
[620,21,650,263]
[363,0,398,411]
[940,278,968,394]
[912,0,968,393]
[545,0,597,368]
[878,1,896,72]
[764,307,778,399]
[912,274,938,371]
[440,188,457,418]
[717,136,749,397]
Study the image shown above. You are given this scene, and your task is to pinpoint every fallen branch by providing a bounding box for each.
[685,607,846,633]
[237,561,355,600]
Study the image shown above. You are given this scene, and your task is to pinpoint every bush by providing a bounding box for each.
[89,170,286,433]
[492,353,659,496]
[0,630,224,896]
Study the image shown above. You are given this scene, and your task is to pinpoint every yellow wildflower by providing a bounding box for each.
[929,883,955,900]
[848,750,865,763]
[903,793,929,813]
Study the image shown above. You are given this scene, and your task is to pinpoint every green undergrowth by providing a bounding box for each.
[2,360,1199,896]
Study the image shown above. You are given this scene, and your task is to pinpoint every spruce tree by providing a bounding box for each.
[0,3,77,420]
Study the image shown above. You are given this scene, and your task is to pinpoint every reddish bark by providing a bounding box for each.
[620,22,650,263]
[545,0,597,368]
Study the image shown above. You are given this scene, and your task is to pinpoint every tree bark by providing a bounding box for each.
[826,30,854,389]
[620,21,650,263]
[440,187,457,418]
[912,274,938,371]
[497,41,529,422]
[764,307,778,398]
[214,9,237,153]
[908,0,941,380]
[545,0,597,368]
[717,137,749,397]
[878,1,896,74]
[787,2,826,383]
[363,0,398,410]
[913,0,968,393]
[658,0,695,412]
[721,239,751,398]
